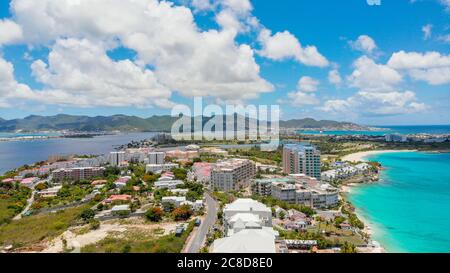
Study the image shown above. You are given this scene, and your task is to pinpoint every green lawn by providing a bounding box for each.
[0,205,88,248]
[82,221,194,253]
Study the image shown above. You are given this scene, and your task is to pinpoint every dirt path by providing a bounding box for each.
[13,189,35,220]
[41,219,179,253]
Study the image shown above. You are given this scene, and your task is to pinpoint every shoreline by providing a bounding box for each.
[339,150,418,253]
[341,149,417,163]
[341,184,387,253]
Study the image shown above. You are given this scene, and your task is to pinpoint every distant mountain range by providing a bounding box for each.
[0,114,368,132]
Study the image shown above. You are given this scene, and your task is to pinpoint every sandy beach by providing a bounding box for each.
[341,150,417,163]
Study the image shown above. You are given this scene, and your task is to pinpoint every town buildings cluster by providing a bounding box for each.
[321,162,371,182]
[252,175,339,208]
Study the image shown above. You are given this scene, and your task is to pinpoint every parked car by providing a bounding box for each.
[175,227,185,237]
[195,218,202,227]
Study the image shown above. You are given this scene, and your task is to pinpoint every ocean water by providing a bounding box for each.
[348,152,450,253]
[0,132,157,174]
[377,125,450,135]
[298,125,450,136]
[0,132,61,138]
[298,130,389,136]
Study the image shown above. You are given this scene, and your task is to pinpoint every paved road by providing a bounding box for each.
[13,188,36,220]
[187,193,218,253]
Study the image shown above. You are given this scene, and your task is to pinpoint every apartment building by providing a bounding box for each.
[109,151,125,167]
[52,167,105,182]
[148,152,165,165]
[145,163,179,173]
[252,175,339,209]
[154,180,184,190]
[211,159,256,192]
[271,182,297,204]
[283,143,321,180]
[251,178,274,196]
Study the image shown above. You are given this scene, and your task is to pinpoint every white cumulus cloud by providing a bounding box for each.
[348,56,402,92]
[297,76,320,92]
[388,50,450,85]
[349,35,378,55]
[30,38,173,108]
[8,0,274,104]
[279,76,321,107]
[328,69,342,87]
[0,19,23,46]
[257,29,329,67]
[0,57,35,107]
[320,90,427,116]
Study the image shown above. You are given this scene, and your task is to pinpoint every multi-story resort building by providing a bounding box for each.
[109,151,125,167]
[145,163,179,173]
[282,143,321,180]
[148,152,165,165]
[154,179,184,190]
[125,148,151,164]
[252,175,339,209]
[211,159,256,192]
[52,167,105,182]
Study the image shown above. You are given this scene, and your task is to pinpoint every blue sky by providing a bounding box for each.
[0,0,449,125]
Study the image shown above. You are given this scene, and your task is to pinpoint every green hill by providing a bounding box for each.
[0,115,365,132]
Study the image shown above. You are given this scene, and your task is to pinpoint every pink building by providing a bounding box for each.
[115,176,131,184]
[103,194,132,204]
[166,150,199,160]
[20,177,39,188]
[191,162,212,185]
[1,178,15,183]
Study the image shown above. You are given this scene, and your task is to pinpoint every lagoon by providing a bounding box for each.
[0,132,156,174]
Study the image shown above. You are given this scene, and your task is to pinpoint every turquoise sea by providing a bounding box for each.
[348,152,450,253]
[298,130,389,136]
[298,125,450,136]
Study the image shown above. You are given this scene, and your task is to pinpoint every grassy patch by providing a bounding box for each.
[229,147,282,165]
[212,191,235,205]
[0,184,31,225]
[32,184,93,209]
[82,221,194,253]
[0,205,88,248]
